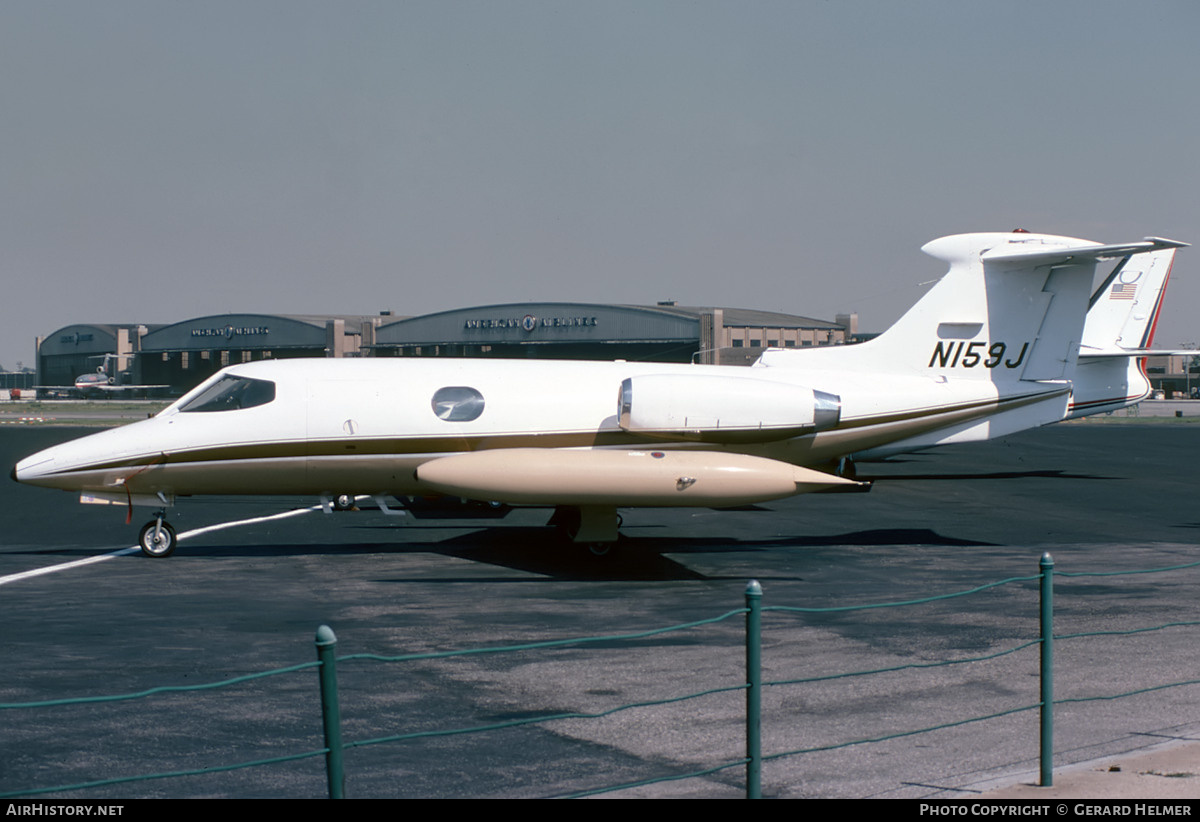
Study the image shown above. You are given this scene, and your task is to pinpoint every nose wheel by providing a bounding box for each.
[138,514,177,558]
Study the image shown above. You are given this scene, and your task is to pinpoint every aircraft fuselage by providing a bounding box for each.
[13,356,1066,503]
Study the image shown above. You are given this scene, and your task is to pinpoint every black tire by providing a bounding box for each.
[585,542,615,557]
[139,519,177,558]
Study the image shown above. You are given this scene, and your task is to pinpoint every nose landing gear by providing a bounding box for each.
[138,511,177,558]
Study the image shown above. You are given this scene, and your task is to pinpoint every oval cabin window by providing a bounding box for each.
[431,386,485,422]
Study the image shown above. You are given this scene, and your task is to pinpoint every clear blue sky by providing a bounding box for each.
[3,1,1197,369]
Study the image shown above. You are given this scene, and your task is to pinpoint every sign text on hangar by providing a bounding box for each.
[463,315,599,332]
[190,325,271,340]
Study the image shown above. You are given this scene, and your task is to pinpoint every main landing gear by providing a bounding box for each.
[138,511,177,558]
[548,506,623,556]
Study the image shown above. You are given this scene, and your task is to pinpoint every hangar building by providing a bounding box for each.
[372,302,853,365]
[33,304,857,397]
[34,323,159,391]
[137,314,373,389]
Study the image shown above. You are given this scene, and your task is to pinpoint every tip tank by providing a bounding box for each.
[416,448,860,507]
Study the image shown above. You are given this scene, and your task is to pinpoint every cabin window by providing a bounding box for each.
[180,375,276,413]
[431,386,485,422]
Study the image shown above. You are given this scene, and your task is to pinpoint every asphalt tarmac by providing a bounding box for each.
[2,422,1198,799]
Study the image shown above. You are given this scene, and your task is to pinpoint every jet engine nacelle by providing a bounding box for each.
[618,374,841,442]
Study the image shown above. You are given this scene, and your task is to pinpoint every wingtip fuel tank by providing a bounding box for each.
[415,448,860,507]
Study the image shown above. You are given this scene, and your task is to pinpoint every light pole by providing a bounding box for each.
[1183,343,1197,399]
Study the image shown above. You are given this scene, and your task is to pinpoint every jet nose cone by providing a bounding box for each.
[12,451,57,487]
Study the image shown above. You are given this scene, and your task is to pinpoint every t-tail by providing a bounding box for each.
[761,231,1184,384]
[754,230,1186,455]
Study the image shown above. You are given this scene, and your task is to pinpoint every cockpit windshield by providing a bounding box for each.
[179,375,276,413]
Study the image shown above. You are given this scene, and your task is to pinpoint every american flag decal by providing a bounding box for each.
[1110,282,1137,300]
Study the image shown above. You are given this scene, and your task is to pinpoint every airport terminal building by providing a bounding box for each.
[32,303,857,397]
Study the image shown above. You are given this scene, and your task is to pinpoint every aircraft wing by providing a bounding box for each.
[34,383,170,393]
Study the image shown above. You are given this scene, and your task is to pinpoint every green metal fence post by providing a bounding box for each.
[315,624,345,799]
[745,580,763,799]
[1039,553,1054,787]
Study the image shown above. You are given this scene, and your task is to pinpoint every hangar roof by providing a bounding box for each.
[374,302,842,346]
[38,323,165,357]
[375,302,700,346]
[140,313,332,352]
[645,304,843,330]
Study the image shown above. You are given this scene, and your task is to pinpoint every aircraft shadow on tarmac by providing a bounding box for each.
[857,468,1119,482]
[152,528,732,582]
[126,523,996,583]
[768,528,994,547]
[402,527,992,581]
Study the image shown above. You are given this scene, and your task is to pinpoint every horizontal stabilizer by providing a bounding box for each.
[982,237,1188,266]
[1079,348,1195,359]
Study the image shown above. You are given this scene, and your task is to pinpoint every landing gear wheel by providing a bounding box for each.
[548,506,581,536]
[139,518,177,558]
[332,494,355,511]
[548,505,620,545]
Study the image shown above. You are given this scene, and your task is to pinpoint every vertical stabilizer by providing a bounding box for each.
[1081,247,1178,354]
[866,232,1104,382]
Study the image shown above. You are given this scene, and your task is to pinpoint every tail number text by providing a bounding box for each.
[929,341,1029,369]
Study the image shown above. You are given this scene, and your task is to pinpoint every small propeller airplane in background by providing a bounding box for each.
[12,230,1187,558]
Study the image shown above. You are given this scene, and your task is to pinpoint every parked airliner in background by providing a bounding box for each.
[12,231,1187,557]
[36,355,169,399]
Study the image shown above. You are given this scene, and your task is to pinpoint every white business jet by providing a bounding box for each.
[12,231,1186,557]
